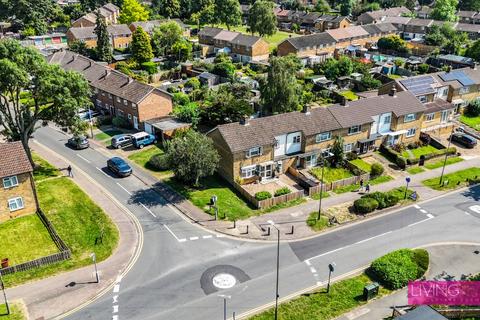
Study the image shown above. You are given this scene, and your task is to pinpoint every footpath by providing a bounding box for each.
[6,141,142,320]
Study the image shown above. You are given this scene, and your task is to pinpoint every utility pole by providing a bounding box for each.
[317,159,325,221]
[0,271,9,315]
[269,221,281,320]
[439,127,455,185]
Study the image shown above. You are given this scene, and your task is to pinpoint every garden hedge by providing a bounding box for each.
[362,191,400,210]
[274,187,291,197]
[371,163,384,178]
[255,191,272,201]
[148,154,170,171]
[406,147,457,165]
[353,197,379,214]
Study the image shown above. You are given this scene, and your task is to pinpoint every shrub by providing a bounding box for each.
[383,192,400,207]
[370,163,384,178]
[255,191,272,201]
[362,192,387,209]
[112,116,131,129]
[274,187,291,197]
[141,61,158,75]
[396,156,407,169]
[353,197,379,214]
[413,249,429,278]
[466,100,480,117]
[370,249,425,289]
[148,154,170,171]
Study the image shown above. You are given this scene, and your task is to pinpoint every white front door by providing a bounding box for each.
[259,164,273,179]
[133,116,139,130]
[441,110,449,123]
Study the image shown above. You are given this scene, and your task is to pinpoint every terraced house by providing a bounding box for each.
[0,142,37,222]
[71,3,120,28]
[47,50,173,132]
[207,90,426,184]
[66,24,132,49]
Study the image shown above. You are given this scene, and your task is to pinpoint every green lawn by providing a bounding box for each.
[402,145,439,159]
[310,191,330,200]
[460,115,480,131]
[93,129,123,141]
[127,144,173,179]
[3,165,119,286]
[407,167,425,175]
[32,152,61,182]
[306,212,330,232]
[424,156,464,170]
[388,74,402,79]
[332,175,393,194]
[0,303,26,320]
[310,167,354,183]
[422,167,480,191]
[0,215,58,265]
[349,159,372,173]
[339,90,359,101]
[250,273,391,320]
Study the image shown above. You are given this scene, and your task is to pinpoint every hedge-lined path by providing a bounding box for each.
[337,244,480,320]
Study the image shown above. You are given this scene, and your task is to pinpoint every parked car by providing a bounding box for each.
[107,157,132,177]
[111,134,132,149]
[78,109,100,121]
[131,132,157,149]
[450,132,477,148]
[67,136,89,150]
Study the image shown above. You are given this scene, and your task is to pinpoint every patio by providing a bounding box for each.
[241,173,304,197]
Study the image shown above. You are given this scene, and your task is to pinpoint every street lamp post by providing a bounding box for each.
[439,127,455,186]
[218,294,231,320]
[87,105,94,139]
[269,221,280,320]
[90,253,99,283]
[0,271,9,315]
[404,177,411,199]
[327,262,336,294]
[317,159,325,221]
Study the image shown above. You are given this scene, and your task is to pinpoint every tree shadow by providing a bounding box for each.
[460,184,480,202]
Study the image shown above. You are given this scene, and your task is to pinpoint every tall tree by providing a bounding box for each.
[152,21,183,56]
[431,0,459,21]
[131,26,154,63]
[466,39,480,61]
[459,0,480,10]
[340,0,354,16]
[119,0,149,24]
[261,55,301,114]
[248,0,277,37]
[0,39,91,165]
[152,0,181,18]
[215,0,242,30]
[315,0,331,13]
[94,11,112,62]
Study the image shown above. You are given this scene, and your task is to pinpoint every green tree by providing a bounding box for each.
[191,0,217,28]
[248,0,277,37]
[377,35,410,54]
[173,102,200,126]
[315,0,331,12]
[340,0,354,16]
[212,55,236,79]
[465,100,480,116]
[152,0,181,18]
[459,0,480,10]
[119,0,149,24]
[466,39,480,61]
[338,56,353,77]
[431,0,459,21]
[69,40,90,56]
[94,11,113,62]
[131,26,154,63]
[425,25,447,46]
[172,39,192,62]
[331,136,345,167]
[152,21,183,56]
[360,73,381,90]
[261,55,301,114]
[215,0,242,30]
[165,130,219,186]
[0,39,91,165]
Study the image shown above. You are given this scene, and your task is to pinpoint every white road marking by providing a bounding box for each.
[305,245,351,263]
[407,216,434,227]
[163,224,183,242]
[76,154,91,163]
[427,213,435,219]
[113,305,118,313]
[216,234,225,238]
[465,211,471,216]
[113,284,120,293]
[96,167,110,177]
[190,236,199,241]
[116,275,122,283]
[140,203,156,218]
[113,295,118,303]
[116,183,132,195]
[203,235,213,239]
[112,316,118,320]
[316,281,322,286]
[178,238,187,242]
[414,204,421,209]
[355,231,392,245]
[420,209,428,214]
[470,205,480,213]
[305,260,311,266]
[310,267,317,274]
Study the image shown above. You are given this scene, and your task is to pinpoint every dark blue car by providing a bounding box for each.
[107,157,132,177]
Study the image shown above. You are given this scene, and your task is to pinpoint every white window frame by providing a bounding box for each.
[3,176,18,189]
[293,134,301,144]
[404,113,416,122]
[132,103,137,109]
[305,154,317,168]
[316,131,332,143]
[348,125,361,135]
[344,143,354,153]
[406,128,416,138]
[117,97,121,103]
[459,86,470,94]
[123,99,128,106]
[383,115,391,124]
[425,113,435,122]
[419,95,427,103]
[128,114,132,120]
[321,148,332,158]
[8,197,24,211]
[246,146,262,158]
[240,165,257,178]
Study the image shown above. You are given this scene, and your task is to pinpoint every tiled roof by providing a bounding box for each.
[103,3,119,13]
[68,24,131,40]
[47,50,169,103]
[214,30,240,41]
[364,6,411,20]
[283,32,336,49]
[326,25,370,41]
[230,34,262,47]
[198,27,223,38]
[455,23,480,33]
[425,99,455,113]
[130,19,188,33]
[0,142,33,178]
[458,10,477,18]
[380,16,412,25]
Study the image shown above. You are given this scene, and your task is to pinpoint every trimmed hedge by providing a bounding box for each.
[370,249,429,290]
[274,187,291,197]
[353,197,379,214]
[362,191,400,209]
[141,61,158,75]
[371,163,384,178]
[380,144,456,167]
[148,154,170,171]
[255,191,272,201]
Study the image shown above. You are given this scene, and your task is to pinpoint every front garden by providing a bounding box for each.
[127,144,173,180]
[460,100,480,131]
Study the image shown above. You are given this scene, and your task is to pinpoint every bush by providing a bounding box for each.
[413,249,429,278]
[255,191,272,201]
[370,249,426,289]
[370,163,384,178]
[466,100,480,117]
[274,187,291,197]
[362,191,400,209]
[353,197,379,214]
[141,61,158,75]
[384,192,400,207]
[112,116,131,129]
[396,156,407,169]
[148,154,170,171]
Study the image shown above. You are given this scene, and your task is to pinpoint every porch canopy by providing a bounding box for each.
[381,129,408,136]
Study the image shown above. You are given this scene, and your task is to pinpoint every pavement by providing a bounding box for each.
[337,244,480,320]
[8,125,480,320]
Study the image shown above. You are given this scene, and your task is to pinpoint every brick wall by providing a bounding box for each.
[0,173,36,222]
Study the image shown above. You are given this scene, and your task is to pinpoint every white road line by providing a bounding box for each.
[113,284,120,293]
[113,305,119,313]
[420,209,428,214]
[414,204,421,209]
[116,183,132,195]
[140,203,156,218]
[305,260,311,266]
[310,267,317,274]
[76,154,91,163]
[355,231,392,245]
[190,236,199,241]
[407,216,434,228]
[163,224,183,242]
[178,238,187,242]
[116,275,122,283]
[96,167,110,177]
[112,316,119,320]
[465,211,471,216]
[113,295,118,303]
[203,235,213,239]
[305,245,351,263]
[216,234,225,238]
[427,213,434,219]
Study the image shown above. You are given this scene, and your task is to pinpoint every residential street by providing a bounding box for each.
[18,125,480,320]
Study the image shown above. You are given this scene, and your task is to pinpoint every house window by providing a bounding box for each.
[117,97,121,103]
[316,131,332,143]
[305,154,317,168]
[425,113,435,121]
[132,103,137,109]
[118,109,124,117]
[459,86,470,94]
[123,99,128,106]
[418,96,427,103]
[404,113,416,122]
[344,143,354,153]
[246,146,262,158]
[321,148,332,158]
[406,128,416,138]
[348,125,361,135]
[8,197,24,211]
[108,93,112,99]
[101,91,105,96]
[293,135,301,143]
[128,114,132,120]
[3,176,18,189]
[241,165,256,178]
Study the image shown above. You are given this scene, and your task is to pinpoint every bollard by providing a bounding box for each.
[266,227,270,236]
[233,219,236,229]
[233,312,236,320]
[246,225,249,234]
[286,225,294,235]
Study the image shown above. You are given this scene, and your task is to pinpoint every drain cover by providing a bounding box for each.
[200,265,250,295]
[212,273,237,289]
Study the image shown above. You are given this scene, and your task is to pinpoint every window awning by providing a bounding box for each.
[452,98,465,105]
[382,129,408,136]
[358,136,380,143]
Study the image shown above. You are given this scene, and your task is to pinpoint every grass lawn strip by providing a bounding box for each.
[32,152,61,182]
[422,167,480,190]
[401,145,438,159]
[424,156,464,170]
[0,303,26,320]
[339,90,359,101]
[93,129,123,141]
[306,212,330,232]
[333,175,393,194]
[310,191,330,200]
[460,115,480,131]
[406,167,425,175]
[349,159,371,173]
[310,166,353,183]
[127,144,173,179]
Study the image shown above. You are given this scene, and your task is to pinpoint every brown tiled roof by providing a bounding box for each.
[425,99,455,113]
[68,24,131,40]
[326,25,369,41]
[364,6,411,20]
[0,142,33,178]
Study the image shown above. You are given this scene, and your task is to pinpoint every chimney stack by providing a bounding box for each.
[389,86,397,97]
[302,105,311,115]
[239,116,250,126]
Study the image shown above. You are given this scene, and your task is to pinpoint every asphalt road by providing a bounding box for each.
[33,126,480,320]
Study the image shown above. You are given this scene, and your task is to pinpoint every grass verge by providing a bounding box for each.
[401,145,439,159]
[306,212,330,232]
[422,167,480,190]
[0,303,26,320]
[406,166,425,175]
[460,114,480,131]
[310,166,353,183]
[32,152,61,182]
[127,144,173,179]
[93,129,123,141]
[332,175,393,194]
[310,191,330,200]
[349,159,371,173]
[424,156,463,170]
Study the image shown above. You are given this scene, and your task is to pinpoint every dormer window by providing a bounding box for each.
[246,146,262,158]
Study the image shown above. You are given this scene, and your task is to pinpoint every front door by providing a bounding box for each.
[441,110,449,123]
[259,164,273,180]
[133,116,139,130]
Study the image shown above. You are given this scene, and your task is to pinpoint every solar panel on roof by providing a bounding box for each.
[400,76,437,95]
[439,70,475,86]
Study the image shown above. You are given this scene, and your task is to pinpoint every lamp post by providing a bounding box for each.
[269,221,281,320]
[317,153,333,221]
[0,270,9,315]
[90,253,99,283]
[404,177,411,199]
[439,127,455,186]
[218,294,231,320]
[327,262,336,294]
[88,104,94,139]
